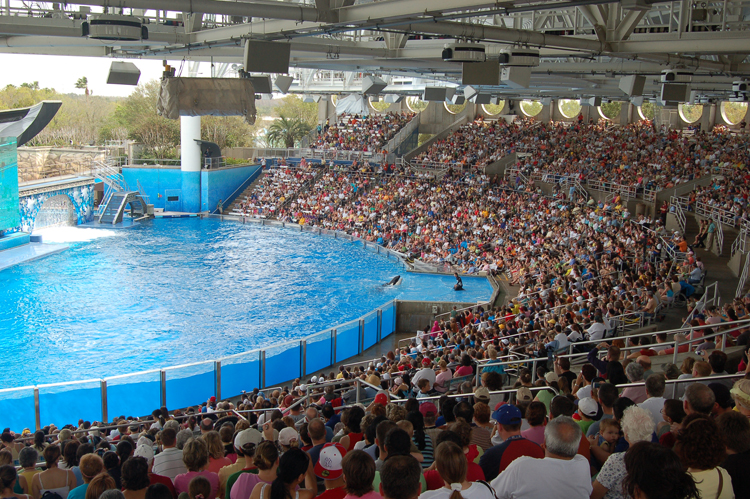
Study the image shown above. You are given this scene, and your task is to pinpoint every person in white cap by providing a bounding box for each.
[225,429,264,499]
[576,398,599,435]
[313,443,347,499]
[279,428,300,454]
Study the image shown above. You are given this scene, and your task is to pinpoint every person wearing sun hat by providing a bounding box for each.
[314,443,348,499]
[576,397,599,434]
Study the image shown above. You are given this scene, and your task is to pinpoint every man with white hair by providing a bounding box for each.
[490,416,592,498]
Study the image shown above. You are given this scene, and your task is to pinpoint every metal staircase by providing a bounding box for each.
[99,191,147,224]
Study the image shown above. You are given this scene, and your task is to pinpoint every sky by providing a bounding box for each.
[0,54,200,97]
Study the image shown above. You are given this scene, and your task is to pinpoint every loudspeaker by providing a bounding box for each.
[619,75,646,97]
[630,96,645,106]
[580,97,602,107]
[540,97,552,106]
[464,86,479,101]
[274,75,294,94]
[245,75,273,94]
[462,60,500,85]
[362,76,387,95]
[423,87,447,102]
[451,94,465,105]
[107,61,141,85]
[500,66,531,89]
[243,40,291,74]
[384,94,403,103]
[445,88,456,101]
[661,83,688,103]
[474,93,492,104]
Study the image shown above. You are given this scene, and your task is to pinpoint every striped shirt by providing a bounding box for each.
[152,447,187,481]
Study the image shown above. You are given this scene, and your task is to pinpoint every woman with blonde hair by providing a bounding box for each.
[417,442,493,499]
[202,432,231,474]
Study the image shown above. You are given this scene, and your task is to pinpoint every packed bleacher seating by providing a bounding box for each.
[311,113,416,152]
[232,165,316,218]
[17,114,750,499]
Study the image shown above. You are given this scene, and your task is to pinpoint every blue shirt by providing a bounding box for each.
[68,483,88,499]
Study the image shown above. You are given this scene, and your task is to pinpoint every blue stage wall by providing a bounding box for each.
[0,138,19,232]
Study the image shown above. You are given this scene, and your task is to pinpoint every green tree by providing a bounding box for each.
[599,101,622,120]
[20,82,39,90]
[445,102,467,115]
[680,104,703,123]
[482,101,505,115]
[114,80,180,157]
[266,115,312,148]
[640,102,655,120]
[370,97,391,113]
[722,102,748,124]
[520,100,543,117]
[201,115,261,150]
[559,99,582,119]
[275,95,317,128]
[407,96,428,112]
[75,77,89,96]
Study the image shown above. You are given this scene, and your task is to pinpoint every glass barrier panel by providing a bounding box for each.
[106,370,161,420]
[265,342,301,387]
[381,301,395,338]
[39,380,102,428]
[305,330,332,376]
[363,311,378,350]
[336,320,360,362]
[164,362,215,410]
[221,351,261,400]
[0,387,36,432]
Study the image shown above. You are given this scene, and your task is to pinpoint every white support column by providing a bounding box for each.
[180,116,202,213]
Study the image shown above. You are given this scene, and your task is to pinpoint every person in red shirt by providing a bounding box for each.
[478,405,544,481]
[314,443,347,499]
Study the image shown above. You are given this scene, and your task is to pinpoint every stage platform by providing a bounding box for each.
[0,240,67,272]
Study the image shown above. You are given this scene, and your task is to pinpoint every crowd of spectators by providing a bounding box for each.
[233,165,316,218]
[310,113,415,153]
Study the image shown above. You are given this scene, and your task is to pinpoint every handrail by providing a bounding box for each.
[737,252,750,299]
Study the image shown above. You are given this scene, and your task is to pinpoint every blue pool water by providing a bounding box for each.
[0,218,492,389]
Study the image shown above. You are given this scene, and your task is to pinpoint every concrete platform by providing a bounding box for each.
[0,232,30,252]
[154,212,200,219]
[0,242,68,272]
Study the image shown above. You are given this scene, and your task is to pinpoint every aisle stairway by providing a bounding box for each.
[226,172,265,215]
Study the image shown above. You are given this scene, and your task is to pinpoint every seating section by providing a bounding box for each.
[311,112,415,152]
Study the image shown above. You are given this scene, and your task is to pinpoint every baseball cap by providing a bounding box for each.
[314,443,347,480]
[578,397,599,418]
[234,428,263,450]
[209,396,216,403]
[374,392,389,406]
[422,357,432,366]
[134,438,154,465]
[419,402,438,418]
[279,427,299,447]
[516,387,533,402]
[545,372,559,383]
[474,387,490,402]
[492,404,522,425]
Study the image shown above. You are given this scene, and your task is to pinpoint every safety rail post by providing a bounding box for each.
[301,341,307,378]
[34,388,40,431]
[377,310,383,343]
[260,350,266,389]
[359,319,365,354]
[332,329,338,363]
[160,370,167,408]
[101,380,108,424]
[355,378,361,405]
[215,361,221,401]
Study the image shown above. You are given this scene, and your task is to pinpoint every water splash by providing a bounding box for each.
[34,226,120,244]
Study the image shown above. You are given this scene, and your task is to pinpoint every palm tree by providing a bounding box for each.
[75,76,89,96]
[266,115,311,148]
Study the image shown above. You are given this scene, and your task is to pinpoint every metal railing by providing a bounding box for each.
[670,195,687,234]
[682,281,719,327]
[738,252,750,298]
[696,200,739,228]
[731,222,750,257]
[254,148,385,164]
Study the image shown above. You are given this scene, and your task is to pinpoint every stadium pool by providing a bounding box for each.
[1,218,493,390]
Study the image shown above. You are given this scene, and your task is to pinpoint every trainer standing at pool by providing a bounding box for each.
[454,272,464,291]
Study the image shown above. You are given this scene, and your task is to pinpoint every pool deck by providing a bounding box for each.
[0,242,68,272]
[79,219,140,229]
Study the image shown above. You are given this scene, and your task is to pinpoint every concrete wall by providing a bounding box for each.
[396,300,479,334]
[17,147,105,180]
[404,114,472,161]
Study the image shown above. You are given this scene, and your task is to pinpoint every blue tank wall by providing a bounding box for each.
[123,164,260,213]
[201,165,262,213]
